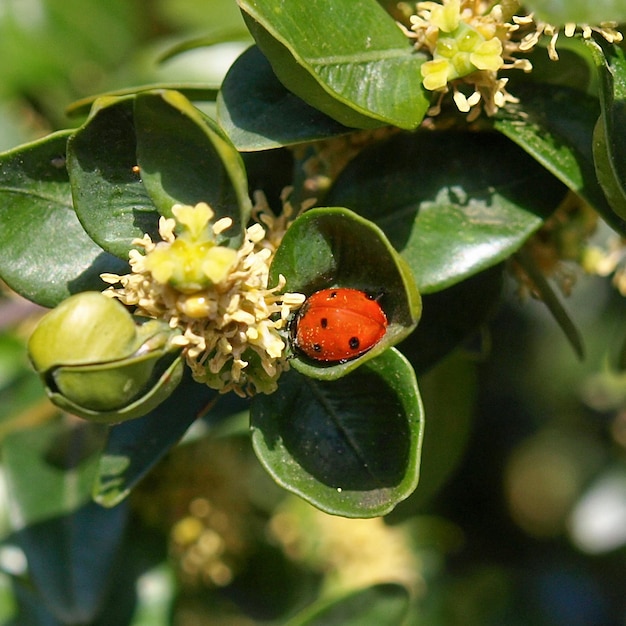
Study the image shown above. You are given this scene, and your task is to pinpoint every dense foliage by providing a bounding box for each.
[0,0,625,623]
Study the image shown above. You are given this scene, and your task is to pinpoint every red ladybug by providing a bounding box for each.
[292,288,388,363]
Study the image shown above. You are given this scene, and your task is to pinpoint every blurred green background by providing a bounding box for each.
[0,1,625,624]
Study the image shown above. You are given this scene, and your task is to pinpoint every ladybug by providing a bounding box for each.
[291,288,388,363]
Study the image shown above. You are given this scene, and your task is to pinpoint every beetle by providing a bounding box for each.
[291,288,388,363]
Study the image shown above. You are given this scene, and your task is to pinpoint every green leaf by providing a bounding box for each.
[270,207,421,378]
[218,45,351,151]
[157,29,252,64]
[67,96,161,259]
[66,84,221,118]
[0,130,128,307]
[3,419,126,622]
[494,82,626,234]
[2,419,104,528]
[238,0,430,129]
[326,131,566,293]
[585,39,626,228]
[250,348,424,518]
[287,583,410,626]
[13,500,127,625]
[134,90,252,240]
[523,0,626,24]
[93,371,215,507]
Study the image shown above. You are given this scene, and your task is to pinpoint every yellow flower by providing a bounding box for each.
[421,58,452,90]
[471,36,503,71]
[420,20,503,92]
[101,201,305,397]
[404,0,622,119]
[141,203,238,291]
[428,0,461,32]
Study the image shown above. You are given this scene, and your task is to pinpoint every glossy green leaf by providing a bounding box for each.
[67,96,161,259]
[494,82,626,234]
[326,131,566,293]
[134,90,251,240]
[238,0,429,129]
[494,84,601,206]
[250,348,423,518]
[66,84,221,118]
[0,131,128,307]
[93,371,216,507]
[287,583,410,626]
[270,207,421,378]
[585,39,626,228]
[524,0,626,24]
[218,45,351,151]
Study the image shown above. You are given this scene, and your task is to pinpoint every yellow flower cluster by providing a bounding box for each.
[584,236,626,296]
[402,0,622,119]
[101,202,305,397]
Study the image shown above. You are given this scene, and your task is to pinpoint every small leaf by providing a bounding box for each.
[134,89,251,240]
[157,29,252,63]
[585,39,626,228]
[12,500,127,625]
[2,419,127,619]
[67,96,160,259]
[593,117,626,229]
[2,419,104,527]
[270,207,421,378]
[0,131,128,307]
[66,83,221,118]
[250,348,424,518]
[218,45,351,151]
[495,81,626,235]
[93,371,216,507]
[287,583,410,626]
[238,0,430,129]
[326,131,566,292]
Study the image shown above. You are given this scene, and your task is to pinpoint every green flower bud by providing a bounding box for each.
[28,292,184,423]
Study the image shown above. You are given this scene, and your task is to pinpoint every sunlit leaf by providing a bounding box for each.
[326,131,566,292]
[0,131,127,307]
[238,0,429,129]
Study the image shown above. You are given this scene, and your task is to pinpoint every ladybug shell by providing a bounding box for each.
[292,288,388,363]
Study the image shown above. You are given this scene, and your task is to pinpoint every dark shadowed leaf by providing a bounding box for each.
[250,348,423,517]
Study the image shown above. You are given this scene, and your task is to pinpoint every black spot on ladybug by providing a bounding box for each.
[328,291,338,299]
[320,317,328,329]
[312,344,322,353]
[348,337,360,350]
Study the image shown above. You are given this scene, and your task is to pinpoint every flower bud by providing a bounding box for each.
[28,292,184,423]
